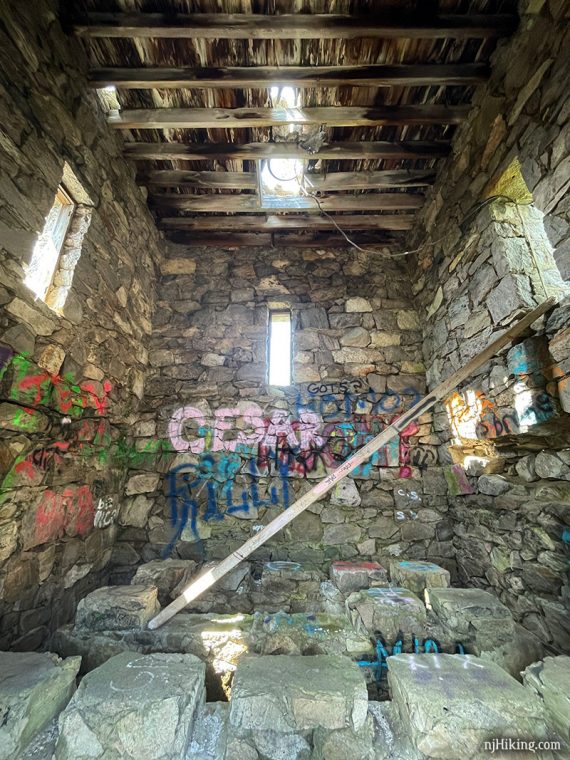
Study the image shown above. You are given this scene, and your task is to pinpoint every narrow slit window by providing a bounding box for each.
[269,310,292,386]
[25,186,75,302]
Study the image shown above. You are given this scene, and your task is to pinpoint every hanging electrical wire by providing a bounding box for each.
[296,176,534,260]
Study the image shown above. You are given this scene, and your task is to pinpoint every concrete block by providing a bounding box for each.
[390,560,450,596]
[346,587,426,641]
[74,585,160,632]
[329,560,388,594]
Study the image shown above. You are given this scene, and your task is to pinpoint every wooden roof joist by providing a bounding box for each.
[159,214,414,232]
[150,193,423,212]
[90,64,489,89]
[109,105,468,130]
[124,141,451,162]
[163,232,397,248]
[140,169,435,190]
[75,13,518,40]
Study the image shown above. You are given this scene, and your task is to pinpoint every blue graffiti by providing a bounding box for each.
[164,454,291,554]
[357,634,466,683]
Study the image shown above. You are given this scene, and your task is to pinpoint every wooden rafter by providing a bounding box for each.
[75,13,518,40]
[158,214,415,231]
[90,64,489,89]
[139,169,435,190]
[109,105,469,130]
[149,193,424,212]
[163,232,397,247]
[124,141,451,161]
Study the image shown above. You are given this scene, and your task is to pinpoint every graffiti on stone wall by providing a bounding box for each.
[445,337,558,442]
[164,383,425,547]
[33,485,95,546]
[446,388,555,441]
[1,350,116,546]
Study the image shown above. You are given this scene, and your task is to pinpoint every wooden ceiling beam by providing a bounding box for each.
[90,64,489,89]
[150,193,423,212]
[158,214,415,231]
[124,141,450,161]
[139,169,435,190]
[163,231,395,247]
[75,13,517,40]
[140,170,258,189]
[109,105,468,129]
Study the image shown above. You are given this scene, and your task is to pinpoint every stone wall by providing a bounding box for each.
[113,245,457,581]
[409,0,570,652]
[0,0,163,648]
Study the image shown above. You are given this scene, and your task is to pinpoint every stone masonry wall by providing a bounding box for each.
[408,0,570,652]
[0,0,163,649]
[112,245,457,582]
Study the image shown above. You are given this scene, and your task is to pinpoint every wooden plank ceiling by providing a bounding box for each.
[74,1,518,248]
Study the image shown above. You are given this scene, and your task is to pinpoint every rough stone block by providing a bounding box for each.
[74,585,160,632]
[390,560,450,596]
[250,611,373,658]
[312,713,375,760]
[54,652,205,760]
[388,654,549,759]
[346,587,426,641]
[523,656,570,743]
[187,702,229,760]
[0,651,80,760]
[426,588,514,646]
[229,655,368,733]
[132,559,197,605]
[329,560,388,594]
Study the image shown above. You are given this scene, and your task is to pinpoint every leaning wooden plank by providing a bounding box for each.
[158,214,415,231]
[150,192,424,212]
[89,63,489,89]
[109,105,469,129]
[148,297,556,630]
[75,13,518,40]
[124,140,451,161]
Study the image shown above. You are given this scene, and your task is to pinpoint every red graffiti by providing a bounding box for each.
[34,485,94,545]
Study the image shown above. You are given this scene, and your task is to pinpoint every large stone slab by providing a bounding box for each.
[523,656,570,743]
[0,651,80,760]
[390,560,450,596]
[426,588,544,677]
[53,613,252,700]
[329,560,388,594]
[388,654,549,759]
[74,585,160,632]
[229,655,368,733]
[187,702,229,760]
[54,652,206,760]
[132,559,197,605]
[250,611,373,657]
[426,587,514,645]
[346,587,427,641]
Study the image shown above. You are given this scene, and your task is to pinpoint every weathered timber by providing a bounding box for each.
[150,193,424,212]
[140,169,435,190]
[75,13,518,40]
[124,141,451,161]
[163,232,395,247]
[148,297,556,630]
[158,214,415,231]
[89,63,489,89]
[109,105,469,129]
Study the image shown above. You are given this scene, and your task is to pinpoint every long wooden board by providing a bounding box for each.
[75,13,518,40]
[109,105,468,130]
[124,141,451,161]
[148,297,556,630]
[141,169,435,190]
[150,192,424,212]
[90,64,489,89]
[158,214,415,232]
